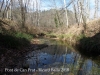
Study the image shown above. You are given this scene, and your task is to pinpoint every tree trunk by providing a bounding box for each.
[64,0,69,28]
[73,1,79,26]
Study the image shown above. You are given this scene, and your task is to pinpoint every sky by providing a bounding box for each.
[27,0,76,11]
[0,0,97,11]
[0,0,98,10]
[34,0,99,18]
[22,0,99,18]
[0,0,99,18]
[40,0,100,18]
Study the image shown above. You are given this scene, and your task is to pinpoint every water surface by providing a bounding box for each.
[24,39,100,75]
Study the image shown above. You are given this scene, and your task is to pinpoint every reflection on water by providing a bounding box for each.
[24,39,100,75]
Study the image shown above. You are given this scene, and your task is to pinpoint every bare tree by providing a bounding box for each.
[73,0,79,26]
[63,0,69,28]
[9,0,13,20]
[80,0,87,31]
[2,0,11,19]
[35,0,40,26]
[53,0,62,27]
[85,0,90,22]
[18,0,27,28]
[0,0,4,12]
[94,0,99,19]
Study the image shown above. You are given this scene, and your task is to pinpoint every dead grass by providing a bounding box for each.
[48,19,100,46]
[0,19,20,32]
[85,19,100,37]
[65,19,100,39]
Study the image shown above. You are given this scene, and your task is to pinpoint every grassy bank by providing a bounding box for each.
[46,32,85,45]
[46,19,100,57]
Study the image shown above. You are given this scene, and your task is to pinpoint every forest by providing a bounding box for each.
[0,0,100,75]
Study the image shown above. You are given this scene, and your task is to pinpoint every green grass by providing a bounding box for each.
[46,33,57,38]
[76,34,86,40]
[58,34,73,39]
[14,32,33,41]
[58,34,65,39]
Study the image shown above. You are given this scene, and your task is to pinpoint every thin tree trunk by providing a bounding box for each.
[10,0,13,20]
[18,0,26,28]
[2,0,10,19]
[64,0,69,28]
[85,0,90,22]
[0,0,4,12]
[94,0,99,19]
[73,1,79,27]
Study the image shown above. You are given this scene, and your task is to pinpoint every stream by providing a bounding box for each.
[23,38,100,75]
